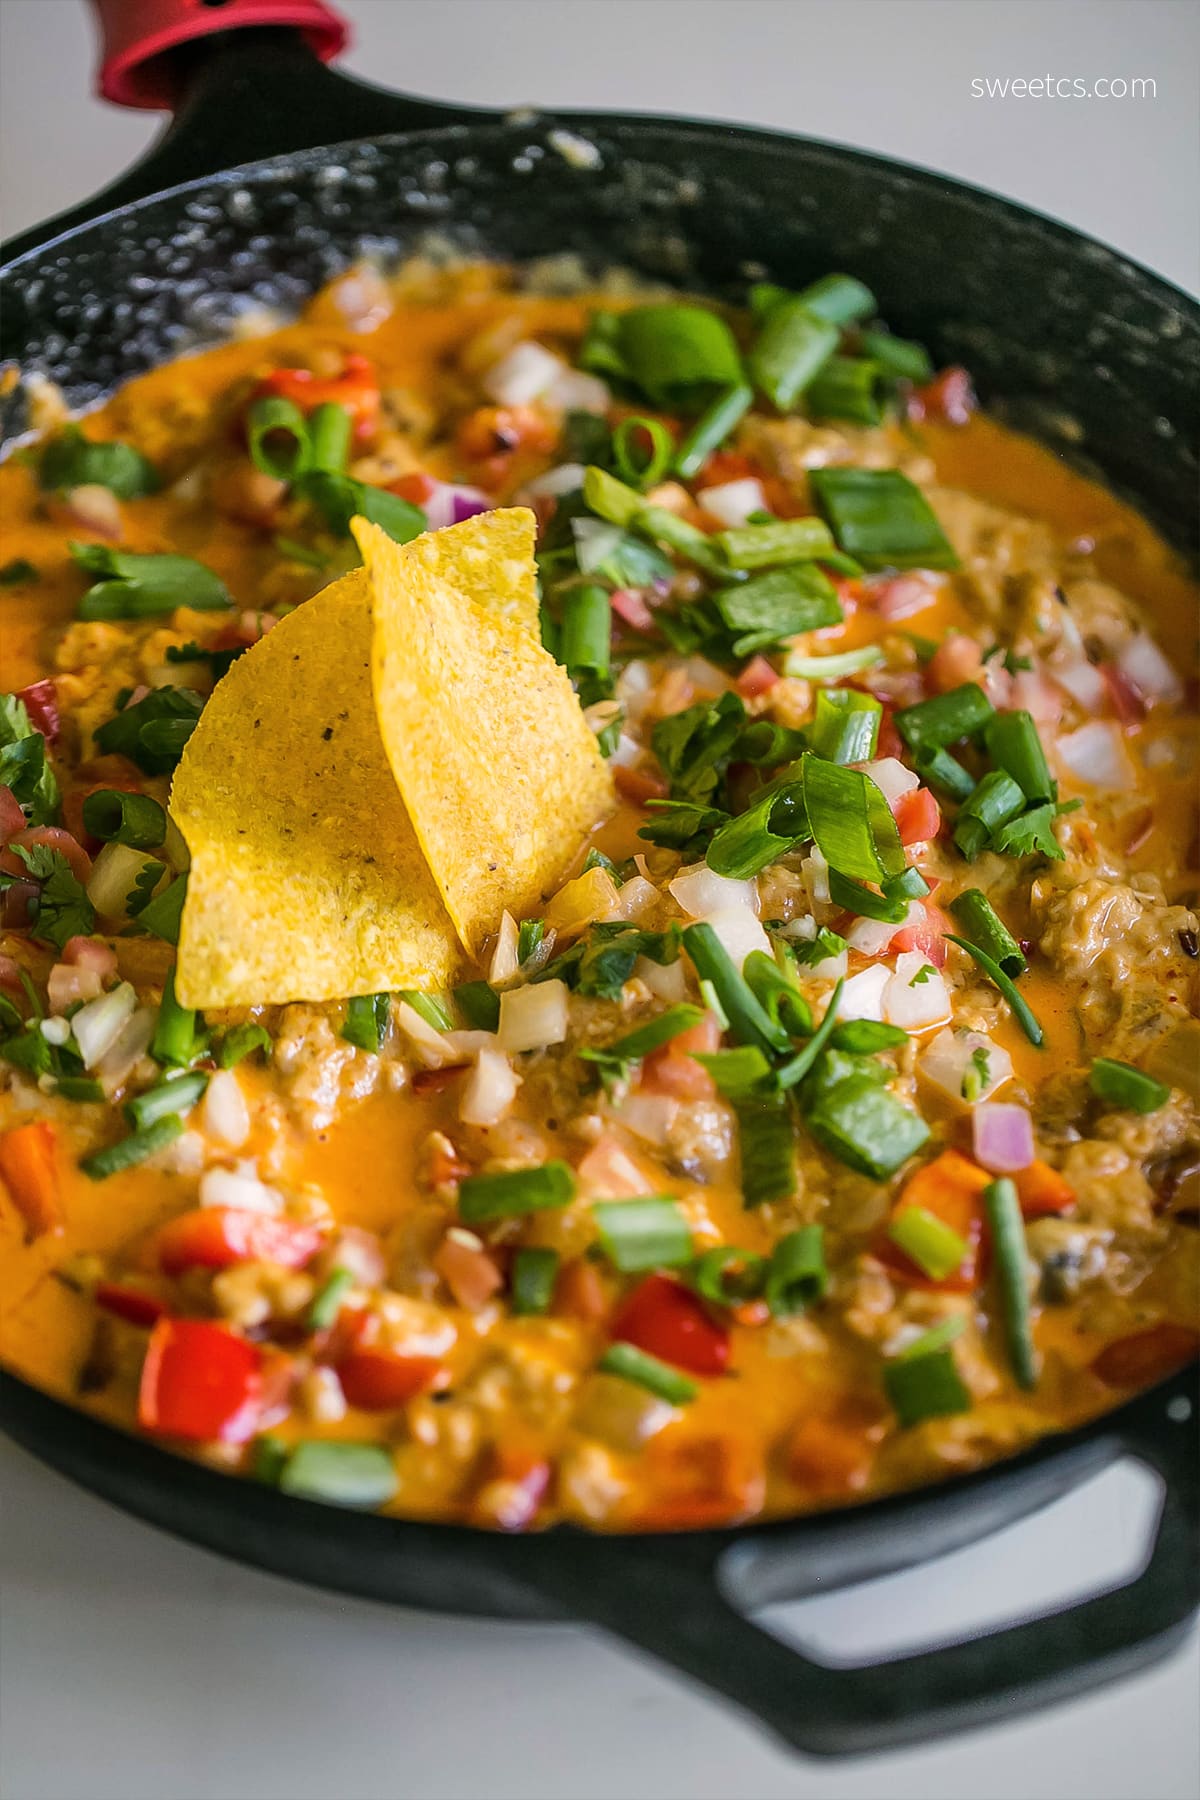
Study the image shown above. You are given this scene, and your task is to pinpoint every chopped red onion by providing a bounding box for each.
[972,1102,1035,1173]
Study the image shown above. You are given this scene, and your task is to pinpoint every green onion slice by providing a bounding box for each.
[673,382,754,481]
[715,516,836,570]
[945,934,1043,1047]
[618,304,744,413]
[40,424,158,499]
[80,1114,186,1180]
[593,1197,693,1273]
[895,682,994,755]
[307,402,352,476]
[743,949,813,1038]
[713,563,842,656]
[453,980,501,1032]
[71,543,230,620]
[81,789,167,850]
[342,992,390,1052]
[983,1177,1038,1390]
[915,745,976,801]
[809,687,882,764]
[1089,1057,1170,1115]
[806,357,887,426]
[689,1245,767,1306]
[598,1341,698,1405]
[705,779,807,879]
[801,753,906,883]
[307,1266,355,1330]
[217,1023,271,1069]
[247,395,312,482]
[805,1072,930,1180]
[749,300,840,412]
[777,979,844,1090]
[458,1161,576,1223]
[829,1019,907,1053]
[953,771,1026,861]
[858,331,934,383]
[737,1091,799,1208]
[888,1205,970,1281]
[884,1340,972,1427]
[278,1441,398,1508]
[124,1070,208,1132]
[949,889,1026,978]
[561,583,612,682]
[764,1225,828,1315]
[612,415,673,489]
[984,710,1054,805]
[808,468,958,572]
[511,1247,561,1316]
[150,968,203,1067]
[397,990,454,1032]
[681,923,790,1056]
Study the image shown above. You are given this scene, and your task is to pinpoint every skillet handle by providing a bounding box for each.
[93,0,349,108]
[525,1373,1198,1756]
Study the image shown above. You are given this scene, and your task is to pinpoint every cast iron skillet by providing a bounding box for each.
[1,0,1197,1756]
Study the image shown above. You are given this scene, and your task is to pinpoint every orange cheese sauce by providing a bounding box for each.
[1,267,1197,1530]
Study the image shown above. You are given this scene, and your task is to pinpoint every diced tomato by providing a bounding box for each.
[455,404,557,485]
[635,1433,765,1528]
[434,1230,504,1310]
[63,935,118,979]
[609,587,656,633]
[552,1255,609,1321]
[0,785,24,843]
[337,1349,442,1410]
[734,655,779,700]
[0,1121,61,1239]
[928,632,984,695]
[389,470,436,505]
[611,1272,730,1376]
[613,764,669,805]
[1091,1325,1199,1390]
[138,1317,262,1443]
[640,1013,722,1102]
[154,1208,323,1275]
[254,352,380,446]
[16,679,60,743]
[892,786,941,846]
[696,449,759,486]
[879,1149,991,1291]
[910,366,976,426]
[875,705,904,761]
[94,1281,168,1327]
[1014,1159,1076,1219]
[0,825,91,887]
[890,898,951,969]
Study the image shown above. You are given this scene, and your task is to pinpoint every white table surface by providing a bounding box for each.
[1,4,1197,1797]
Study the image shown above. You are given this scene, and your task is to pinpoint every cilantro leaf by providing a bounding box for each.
[789,927,847,967]
[165,640,247,681]
[2,845,95,951]
[94,686,204,775]
[0,694,59,826]
[69,543,229,620]
[40,425,158,499]
[651,691,746,806]
[637,797,730,855]
[992,799,1081,861]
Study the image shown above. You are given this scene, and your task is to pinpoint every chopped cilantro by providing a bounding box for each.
[0,694,59,825]
[0,844,95,951]
[95,686,205,775]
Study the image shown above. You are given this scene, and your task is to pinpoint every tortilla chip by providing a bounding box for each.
[432,506,542,637]
[171,569,467,1008]
[359,511,615,958]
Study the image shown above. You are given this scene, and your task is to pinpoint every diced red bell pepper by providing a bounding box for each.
[138,1317,263,1443]
[16,679,60,743]
[610,1272,730,1376]
[892,786,941,846]
[254,352,380,446]
[472,1446,553,1530]
[94,1281,168,1327]
[609,587,656,633]
[389,470,436,505]
[337,1349,443,1410]
[879,1149,991,1292]
[0,1121,62,1240]
[910,366,976,425]
[1091,1324,1199,1389]
[154,1207,324,1275]
[1013,1160,1076,1219]
[734,655,779,700]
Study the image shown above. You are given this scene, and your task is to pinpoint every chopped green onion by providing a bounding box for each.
[945,934,1043,1046]
[618,305,744,412]
[806,357,887,425]
[673,382,754,480]
[150,967,202,1067]
[247,395,312,481]
[883,865,931,903]
[796,273,877,326]
[827,869,907,923]
[895,682,994,754]
[517,920,545,966]
[252,1435,289,1486]
[1089,1057,1171,1115]
[612,415,673,489]
[809,468,958,572]
[307,1266,355,1330]
[888,1205,970,1281]
[857,331,934,383]
[561,583,612,681]
[782,644,885,683]
[511,1247,560,1316]
[749,300,840,411]
[715,516,837,570]
[688,1245,767,1306]
[578,310,630,381]
[278,1441,398,1508]
[748,282,790,322]
[81,789,167,850]
[884,1336,971,1427]
[737,1091,798,1207]
[598,1341,697,1405]
[692,1045,777,1101]
[743,949,813,1037]
[805,1072,930,1179]
[705,779,807,879]
[984,1176,1038,1389]
[580,1003,707,1084]
[953,771,1026,860]
[454,980,501,1032]
[949,889,1026,978]
[307,402,352,476]
[809,687,882,763]
[342,992,390,1052]
[40,424,158,499]
[984,709,1054,805]
[713,563,842,655]
[458,1161,576,1223]
[94,686,204,775]
[734,720,808,767]
[80,1114,186,1180]
[777,979,845,1089]
[397,990,454,1032]
[801,753,907,883]
[71,543,230,620]
[829,1019,908,1054]
[297,471,425,545]
[54,1076,106,1103]
[764,1225,828,1315]
[582,466,724,575]
[593,1197,693,1273]
[916,745,976,801]
[681,923,790,1056]
[124,1070,208,1132]
[217,1023,271,1068]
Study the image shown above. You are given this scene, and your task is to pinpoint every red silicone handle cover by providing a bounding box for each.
[92,0,349,109]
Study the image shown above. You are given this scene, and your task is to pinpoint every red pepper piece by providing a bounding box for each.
[94,1281,168,1328]
[138,1318,262,1443]
[254,353,380,446]
[154,1207,323,1275]
[610,1273,730,1377]
[337,1350,443,1410]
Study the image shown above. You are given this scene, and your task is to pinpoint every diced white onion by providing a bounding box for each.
[607,875,658,923]
[1056,720,1136,791]
[919,1027,1013,1105]
[777,914,817,942]
[498,979,570,1054]
[487,911,520,986]
[39,1016,71,1046]
[705,907,772,970]
[695,477,767,528]
[614,1092,680,1147]
[71,981,137,1069]
[634,954,687,1002]
[95,1006,156,1089]
[1118,631,1182,706]
[801,847,831,907]
[846,899,924,959]
[201,1069,251,1149]
[482,340,565,406]
[862,757,920,804]
[883,950,952,1030]
[459,1048,522,1127]
[838,963,892,1023]
[395,1000,458,1069]
[199,1164,284,1215]
[616,659,655,723]
[524,461,586,499]
[543,367,610,414]
[1052,657,1107,714]
[669,863,756,918]
[86,844,162,921]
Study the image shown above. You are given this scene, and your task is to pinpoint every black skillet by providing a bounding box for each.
[2,0,1198,1757]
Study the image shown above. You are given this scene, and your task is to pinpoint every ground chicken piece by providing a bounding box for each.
[272,1003,384,1128]
[1058,1138,1162,1235]
[211,1260,315,1330]
[666,1097,735,1183]
[1035,877,1197,1049]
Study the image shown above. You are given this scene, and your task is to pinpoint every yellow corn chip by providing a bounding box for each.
[171,569,467,1008]
[432,505,542,636]
[359,510,615,958]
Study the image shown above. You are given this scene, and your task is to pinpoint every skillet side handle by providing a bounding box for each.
[524,1373,1198,1757]
[92,0,349,108]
